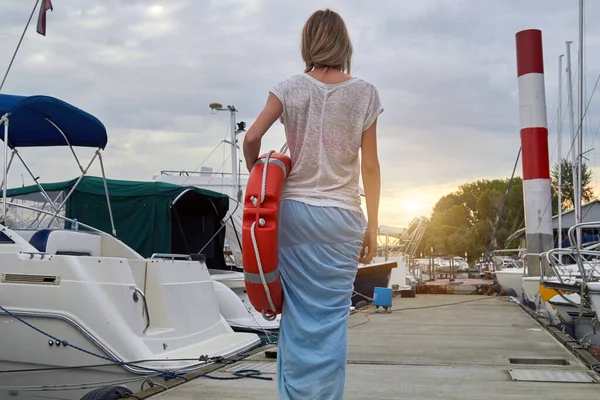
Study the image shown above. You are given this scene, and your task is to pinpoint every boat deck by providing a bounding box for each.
[132,295,600,399]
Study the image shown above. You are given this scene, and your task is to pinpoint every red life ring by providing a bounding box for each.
[242,151,292,320]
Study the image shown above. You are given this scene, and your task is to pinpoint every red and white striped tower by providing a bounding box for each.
[515,29,554,277]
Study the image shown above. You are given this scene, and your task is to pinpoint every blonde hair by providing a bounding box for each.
[301,9,353,74]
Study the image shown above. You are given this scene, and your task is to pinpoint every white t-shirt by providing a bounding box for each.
[270,73,383,213]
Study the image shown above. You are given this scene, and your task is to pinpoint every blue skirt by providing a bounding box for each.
[276,199,365,399]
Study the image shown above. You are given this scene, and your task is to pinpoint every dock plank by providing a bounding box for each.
[145,295,600,399]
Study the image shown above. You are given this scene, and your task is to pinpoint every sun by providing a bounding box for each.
[400,197,422,215]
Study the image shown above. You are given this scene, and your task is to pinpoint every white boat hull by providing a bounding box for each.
[522,276,541,303]
[0,227,261,400]
[212,279,280,334]
[495,268,524,296]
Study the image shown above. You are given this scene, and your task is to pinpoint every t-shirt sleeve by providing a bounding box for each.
[270,80,285,124]
[363,85,384,132]
[270,80,285,104]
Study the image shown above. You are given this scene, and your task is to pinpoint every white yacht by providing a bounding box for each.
[0,94,260,399]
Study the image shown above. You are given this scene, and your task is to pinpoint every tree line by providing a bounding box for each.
[414,159,594,263]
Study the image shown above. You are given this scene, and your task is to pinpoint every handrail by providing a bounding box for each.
[545,246,600,283]
[160,170,250,177]
[492,248,527,255]
[0,200,105,234]
[566,221,600,248]
[134,287,150,334]
[19,251,50,260]
[150,253,192,261]
[567,221,600,275]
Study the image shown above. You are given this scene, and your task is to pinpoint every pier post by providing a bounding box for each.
[515,29,553,277]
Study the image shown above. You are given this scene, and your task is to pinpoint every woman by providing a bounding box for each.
[242,9,382,399]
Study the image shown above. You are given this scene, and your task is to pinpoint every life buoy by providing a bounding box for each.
[242,151,292,320]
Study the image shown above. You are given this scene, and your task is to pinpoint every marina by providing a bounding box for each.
[1,1,600,399]
[127,294,600,399]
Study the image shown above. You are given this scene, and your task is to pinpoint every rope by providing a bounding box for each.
[0,304,262,382]
[250,220,277,319]
[486,147,521,259]
[260,151,273,204]
[195,369,273,381]
[0,304,187,381]
[249,151,278,320]
[279,142,288,154]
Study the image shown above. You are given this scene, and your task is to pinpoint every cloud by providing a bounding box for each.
[0,0,599,228]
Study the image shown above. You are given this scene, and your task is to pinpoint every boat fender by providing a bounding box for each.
[79,385,133,400]
[556,321,575,339]
[242,150,292,321]
[521,298,536,311]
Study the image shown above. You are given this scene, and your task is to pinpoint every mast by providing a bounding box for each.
[576,0,584,244]
[209,102,243,201]
[228,105,239,200]
[515,29,553,277]
[566,42,577,224]
[558,54,564,248]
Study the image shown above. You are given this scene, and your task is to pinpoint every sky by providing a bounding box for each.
[0,0,600,228]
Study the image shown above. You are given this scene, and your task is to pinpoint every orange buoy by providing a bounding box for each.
[242,151,292,320]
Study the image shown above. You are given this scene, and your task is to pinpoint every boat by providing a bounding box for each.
[151,103,283,333]
[4,175,279,337]
[0,94,260,399]
[352,260,398,306]
[538,224,600,344]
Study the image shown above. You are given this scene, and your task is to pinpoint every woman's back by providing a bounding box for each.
[241,9,382,399]
[271,73,382,213]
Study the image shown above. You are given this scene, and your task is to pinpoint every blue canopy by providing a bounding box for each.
[0,94,107,149]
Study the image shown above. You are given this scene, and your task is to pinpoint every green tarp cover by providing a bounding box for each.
[7,176,229,265]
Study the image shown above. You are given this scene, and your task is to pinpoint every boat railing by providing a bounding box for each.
[491,248,526,272]
[491,255,522,271]
[544,246,600,284]
[567,221,600,274]
[543,248,579,284]
[0,200,104,235]
[150,253,193,261]
[160,170,250,178]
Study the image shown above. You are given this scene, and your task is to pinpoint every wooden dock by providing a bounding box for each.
[131,294,600,399]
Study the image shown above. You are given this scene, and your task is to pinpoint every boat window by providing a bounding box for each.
[0,232,14,244]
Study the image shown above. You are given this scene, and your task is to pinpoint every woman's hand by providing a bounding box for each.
[359,229,378,264]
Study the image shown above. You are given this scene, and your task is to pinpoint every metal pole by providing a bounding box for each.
[229,106,238,200]
[558,54,563,249]
[0,150,15,192]
[98,151,116,236]
[566,41,578,222]
[1,115,8,222]
[576,0,584,246]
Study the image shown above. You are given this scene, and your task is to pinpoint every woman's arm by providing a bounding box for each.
[359,118,381,263]
[242,92,283,172]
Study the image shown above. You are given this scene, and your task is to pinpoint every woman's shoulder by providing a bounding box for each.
[351,77,379,92]
[275,74,306,87]
[273,74,380,98]
[271,74,306,94]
